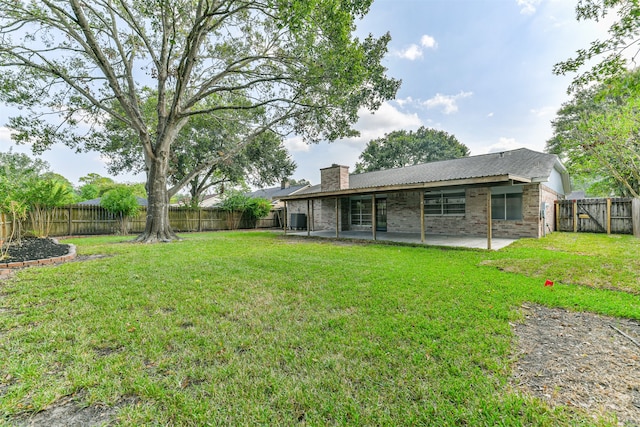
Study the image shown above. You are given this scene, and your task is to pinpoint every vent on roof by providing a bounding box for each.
[499,152,505,158]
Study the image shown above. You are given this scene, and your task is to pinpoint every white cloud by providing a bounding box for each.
[420,35,438,49]
[284,136,310,153]
[475,137,524,155]
[0,126,13,145]
[344,102,422,145]
[396,44,423,60]
[285,102,422,152]
[394,34,437,60]
[487,112,494,118]
[517,0,542,15]
[530,106,556,117]
[395,97,415,108]
[424,91,473,114]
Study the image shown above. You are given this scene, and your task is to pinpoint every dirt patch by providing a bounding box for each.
[511,304,640,426]
[11,394,136,427]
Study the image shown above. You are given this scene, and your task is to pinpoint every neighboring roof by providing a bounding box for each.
[285,148,570,199]
[246,184,310,201]
[77,196,148,207]
[566,191,586,200]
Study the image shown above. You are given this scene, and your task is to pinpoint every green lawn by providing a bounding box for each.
[1,231,638,425]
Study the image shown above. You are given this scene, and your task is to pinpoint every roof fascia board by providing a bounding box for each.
[281,174,531,201]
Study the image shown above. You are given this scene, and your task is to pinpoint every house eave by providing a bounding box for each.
[281,174,531,201]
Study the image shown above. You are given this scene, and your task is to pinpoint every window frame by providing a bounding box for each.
[424,190,466,216]
[350,196,373,226]
[491,187,523,220]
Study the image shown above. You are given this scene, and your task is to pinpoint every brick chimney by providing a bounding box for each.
[281,179,290,189]
[320,164,349,192]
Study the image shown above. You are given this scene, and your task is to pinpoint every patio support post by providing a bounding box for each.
[283,201,287,235]
[420,191,425,243]
[307,199,311,237]
[487,189,492,250]
[311,200,315,232]
[372,194,377,241]
[335,197,339,238]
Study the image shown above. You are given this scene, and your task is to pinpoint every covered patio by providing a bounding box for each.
[286,229,517,250]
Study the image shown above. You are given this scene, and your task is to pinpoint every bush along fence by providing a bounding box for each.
[0,204,284,240]
[555,198,640,237]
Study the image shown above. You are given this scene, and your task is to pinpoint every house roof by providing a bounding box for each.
[77,196,148,207]
[246,184,309,201]
[285,148,570,200]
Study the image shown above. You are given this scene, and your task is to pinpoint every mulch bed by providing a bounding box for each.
[1,238,70,263]
[511,303,640,426]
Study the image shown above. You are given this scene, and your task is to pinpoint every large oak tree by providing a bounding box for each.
[0,0,399,242]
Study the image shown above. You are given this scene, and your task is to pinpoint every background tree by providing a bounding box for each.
[354,127,469,173]
[0,150,50,184]
[554,0,640,91]
[546,69,640,197]
[0,0,399,242]
[287,178,311,187]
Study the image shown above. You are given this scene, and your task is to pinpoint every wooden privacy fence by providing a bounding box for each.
[555,198,640,236]
[0,205,284,239]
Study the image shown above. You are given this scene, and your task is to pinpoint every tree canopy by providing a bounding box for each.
[546,69,640,197]
[0,0,400,242]
[354,127,469,173]
[553,0,640,91]
[96,89,296,207]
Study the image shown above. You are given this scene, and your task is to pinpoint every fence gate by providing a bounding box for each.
[555,198,634,234]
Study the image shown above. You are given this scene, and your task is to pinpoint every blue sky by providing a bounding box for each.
[0,0,609,187]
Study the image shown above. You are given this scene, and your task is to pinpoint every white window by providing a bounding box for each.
[350,197,372,226]
[491,187,523,220]
[424,190,465,216]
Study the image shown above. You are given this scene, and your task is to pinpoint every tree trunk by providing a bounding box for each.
[134,156,179,243]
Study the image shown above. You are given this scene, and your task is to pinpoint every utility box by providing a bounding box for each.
[289,213,307,230]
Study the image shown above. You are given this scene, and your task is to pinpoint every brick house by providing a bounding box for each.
[280,148,570,242]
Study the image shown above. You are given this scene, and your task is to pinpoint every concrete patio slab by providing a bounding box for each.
[286,230,516,250]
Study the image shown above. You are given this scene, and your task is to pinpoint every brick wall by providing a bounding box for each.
[320,165,349,192]
[288,183,560,239]
[387,191,421,232]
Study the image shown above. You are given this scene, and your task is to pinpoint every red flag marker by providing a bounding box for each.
[544,280,554,287]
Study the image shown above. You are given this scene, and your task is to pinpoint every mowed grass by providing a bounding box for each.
[0,232,638,425]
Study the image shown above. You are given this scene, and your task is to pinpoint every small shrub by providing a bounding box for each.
[100,187,140,235]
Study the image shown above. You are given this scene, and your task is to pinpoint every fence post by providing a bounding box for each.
[573,200,578,233]
[606,198,611,235]
[633,198,640,238]
[68,206,73,236]
[198,208,202,232]
[1,212,6,241]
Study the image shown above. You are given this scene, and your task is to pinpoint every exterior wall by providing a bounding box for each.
[546,167,567,195]
[540,184,561,235]
[288,198,348,231]
[424,187,488,236]
[490,185,539,238]
[290,182,564,239]
[387,191,422,232]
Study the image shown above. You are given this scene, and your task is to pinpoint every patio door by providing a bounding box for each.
[376,198,387,231]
